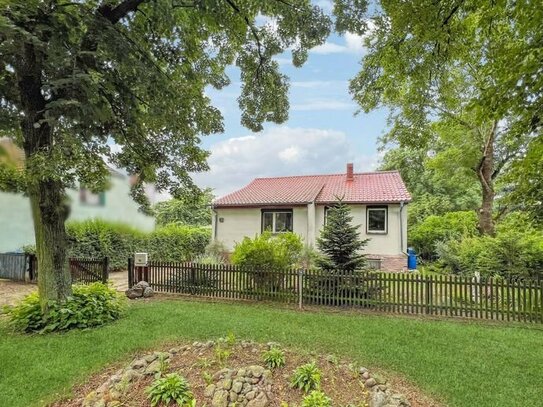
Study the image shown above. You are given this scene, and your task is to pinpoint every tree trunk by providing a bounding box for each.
[16,42,72,310]
[476,124,497,236]
[28,181,72,309]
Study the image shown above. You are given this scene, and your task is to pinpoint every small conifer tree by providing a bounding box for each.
[316,199,369,272]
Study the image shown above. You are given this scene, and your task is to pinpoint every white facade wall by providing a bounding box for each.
[0,175,155,252]
[214,203,408,256]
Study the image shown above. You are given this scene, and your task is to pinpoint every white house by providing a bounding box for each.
[0,139,155,252]
[211,164,411,271]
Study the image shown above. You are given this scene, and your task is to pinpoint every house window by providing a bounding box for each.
[80,188,106,206]
[261,210,293,233]
[367,206,387,234]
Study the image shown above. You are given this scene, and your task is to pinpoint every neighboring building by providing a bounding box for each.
[0,139,155,252]
[211,164,411,271]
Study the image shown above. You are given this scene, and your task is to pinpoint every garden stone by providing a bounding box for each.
[223,378,233,390]
[212,390,229,407]
[125,287,144,299]
[131,359,147,369]
[213,368,232,381]
[205,384,216,397]
[390,394,410,406]
[108,374,121,385]
[144,353,158,363]
[365,378,377,388]
[362,371,370,380]
[237,368,247,377]
[83,392,106,407]
[232,380,243,393]
[242,383,252,394]
[143,286,154,298]
[369,390,388,407]
[373,373,387,385]
[246,391,256,400]
[134,281,149,289]
[248,365,265,378]
[229,391,239,402]
[106,402,122,407]
[144,360,161,375]
[247,392,268,407]
[378,385,388,392]
[121,368,142,382]
[359,367,368,374]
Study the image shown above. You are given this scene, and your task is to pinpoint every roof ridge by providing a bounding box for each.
[252,170,399,181]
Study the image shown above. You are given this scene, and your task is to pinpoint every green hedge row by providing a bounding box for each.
[66,219,211,270]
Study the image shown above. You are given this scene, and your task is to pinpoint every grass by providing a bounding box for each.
[1,298,542,407]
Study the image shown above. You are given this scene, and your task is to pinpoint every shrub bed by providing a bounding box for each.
[7,282,126,333]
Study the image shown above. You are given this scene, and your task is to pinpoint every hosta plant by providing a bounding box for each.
[291,362,322,393]
[263,347,286,369]
[301,390,332,407]
[146,373,195,407]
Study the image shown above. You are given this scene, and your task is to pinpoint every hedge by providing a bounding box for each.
[409,211,478,260]
[65,219,210,270]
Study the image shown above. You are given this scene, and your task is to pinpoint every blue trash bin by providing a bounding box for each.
[407,247,417,270]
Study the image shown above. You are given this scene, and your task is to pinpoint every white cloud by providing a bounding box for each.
[291,99,356,111]
[310,22,376,55]
[310,41,350,54]
[192,126,378,197]
[278,146,301,162]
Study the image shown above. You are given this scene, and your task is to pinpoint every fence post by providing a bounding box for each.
[298,269,304,310]
[425,277,432,314]
[128,257,133,288]
[102,257,109,284]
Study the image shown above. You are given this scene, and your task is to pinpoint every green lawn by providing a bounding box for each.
[1,298,542,407]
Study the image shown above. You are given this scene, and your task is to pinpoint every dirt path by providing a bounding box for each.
[0,271,128,307]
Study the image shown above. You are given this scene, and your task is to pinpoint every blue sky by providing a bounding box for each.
[193,3,389,197]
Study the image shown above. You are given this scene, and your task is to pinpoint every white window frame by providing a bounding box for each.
[261,210,293,233]
[366,206,388,234]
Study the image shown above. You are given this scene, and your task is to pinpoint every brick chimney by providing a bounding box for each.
[346,163,354,181]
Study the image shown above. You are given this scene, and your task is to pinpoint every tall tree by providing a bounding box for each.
[344,0,541,235]
[380,145,481,227]
[316,199,368,272]
[154,188,214,227]
[0,0,331,309]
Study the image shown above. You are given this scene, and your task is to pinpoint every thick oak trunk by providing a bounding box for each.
[28,181,72,308]
[476,124,497,236]
[17,42,71,310]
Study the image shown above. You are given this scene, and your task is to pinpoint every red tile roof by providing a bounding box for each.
[213,170,411,207]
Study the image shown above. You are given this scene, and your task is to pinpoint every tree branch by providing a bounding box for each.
[223,0,266,79]
[97,0,148,25]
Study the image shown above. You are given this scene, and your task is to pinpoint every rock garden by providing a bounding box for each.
[52,336,426,407]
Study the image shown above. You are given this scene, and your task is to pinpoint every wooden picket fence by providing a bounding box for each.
[28,255,109,284]
[128,260,543,323]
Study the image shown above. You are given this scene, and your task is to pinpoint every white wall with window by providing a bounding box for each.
[213,203,406,255]
[315,203,406,255]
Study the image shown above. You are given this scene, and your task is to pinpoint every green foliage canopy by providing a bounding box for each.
[409,211,478,260]
[349,0,541,235]
[154,188,213,227]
